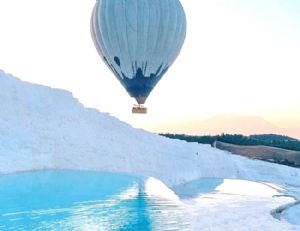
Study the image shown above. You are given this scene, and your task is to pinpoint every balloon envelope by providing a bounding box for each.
[91,0,186,104]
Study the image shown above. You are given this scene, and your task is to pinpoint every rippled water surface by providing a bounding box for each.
[0,171,189,231]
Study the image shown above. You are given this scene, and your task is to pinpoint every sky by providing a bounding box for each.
[0,0,299,135]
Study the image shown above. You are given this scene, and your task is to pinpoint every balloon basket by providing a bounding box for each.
[132,105,147,114]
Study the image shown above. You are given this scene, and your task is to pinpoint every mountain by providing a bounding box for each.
[151,114,300,140]
[0,69,300,188]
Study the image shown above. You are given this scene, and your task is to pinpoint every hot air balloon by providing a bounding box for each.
[91,0,186,114]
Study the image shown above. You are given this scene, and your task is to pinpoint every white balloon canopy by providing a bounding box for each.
[91,0,186,105]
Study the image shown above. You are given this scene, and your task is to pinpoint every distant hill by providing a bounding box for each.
[161,133,300,151]
[152,114,300,140]
[215,141,300,168]
[250,134,298,142]
[161,133,300,168]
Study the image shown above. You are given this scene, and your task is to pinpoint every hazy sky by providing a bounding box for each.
[0,0,299,133]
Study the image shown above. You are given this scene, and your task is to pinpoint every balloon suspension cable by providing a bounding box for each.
[132,104,147,114]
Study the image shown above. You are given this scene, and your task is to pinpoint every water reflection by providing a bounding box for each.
[0,171,189,231]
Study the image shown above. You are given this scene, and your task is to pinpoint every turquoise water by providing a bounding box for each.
[0,171,189,231]
[282,185,300,226]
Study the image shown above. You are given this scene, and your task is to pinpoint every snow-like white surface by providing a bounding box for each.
[1,69,300,230]
[174,179,298,231]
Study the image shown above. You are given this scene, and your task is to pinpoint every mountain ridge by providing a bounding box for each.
[150,114,300,139]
